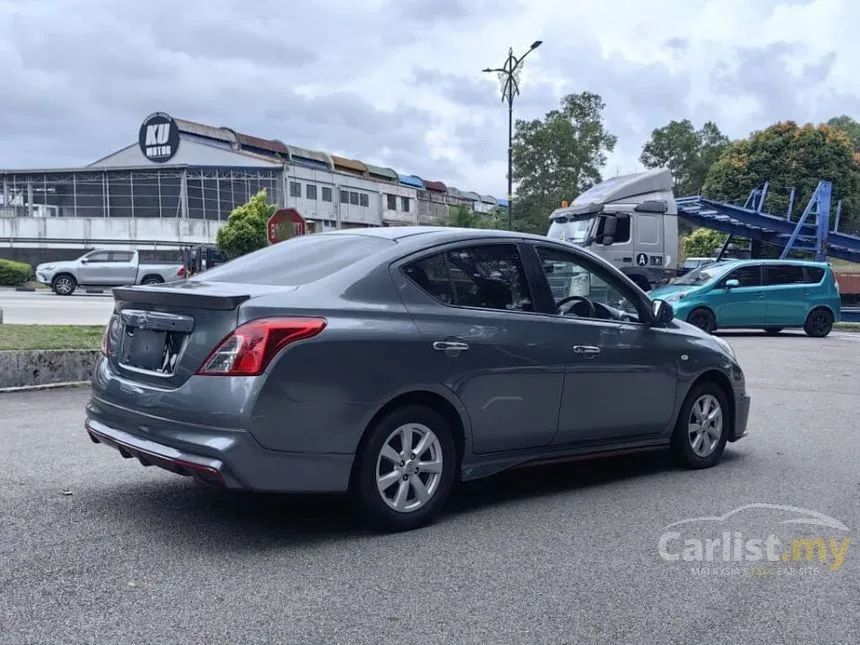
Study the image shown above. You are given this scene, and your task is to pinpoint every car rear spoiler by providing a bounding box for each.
[111,285,251,311]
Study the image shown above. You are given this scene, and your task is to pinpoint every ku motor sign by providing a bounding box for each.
[138,112,180,163]
[267,209,307,244]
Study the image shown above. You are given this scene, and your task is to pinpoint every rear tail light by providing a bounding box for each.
[101,315,118,356]
[197,317,327,376]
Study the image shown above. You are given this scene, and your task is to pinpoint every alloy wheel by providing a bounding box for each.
[688,394,723,458]
[54,276,73,295]
[375,422,444,513]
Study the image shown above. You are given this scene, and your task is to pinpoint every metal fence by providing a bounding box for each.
[0,167,283,220]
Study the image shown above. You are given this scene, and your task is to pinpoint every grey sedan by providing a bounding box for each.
[85,226,751,532]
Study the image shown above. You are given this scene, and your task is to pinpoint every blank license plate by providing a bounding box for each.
[123,329,167,370]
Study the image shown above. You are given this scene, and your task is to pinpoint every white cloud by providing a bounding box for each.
[1,0,857,201]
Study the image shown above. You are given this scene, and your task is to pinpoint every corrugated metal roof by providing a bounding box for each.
[497,198,509,208]
[447,186,465,198]
[174,118,238,147]
[463,191,482,202]
[237,133,289,155]
[397,174,424,189]
[480,194,497,204]
[285,145,333,169]
[365,163,398,181]
[422,179,447,192]
[331,155,368,174]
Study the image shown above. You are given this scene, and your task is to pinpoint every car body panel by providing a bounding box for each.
[85,226,750,495]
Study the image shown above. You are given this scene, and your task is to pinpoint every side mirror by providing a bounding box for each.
[652,299,675,326]
[80,258,89,264]
[725,279,740,289]
[543,262,555,274]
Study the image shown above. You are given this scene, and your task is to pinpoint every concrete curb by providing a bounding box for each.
[0,349,100,390]
[0,381,90,394]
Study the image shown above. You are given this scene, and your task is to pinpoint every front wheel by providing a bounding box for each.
[352,405,457,532]
[671,381,730,469]
[687,307,716,334]
[51,273,77,296]
[804,308,833,338]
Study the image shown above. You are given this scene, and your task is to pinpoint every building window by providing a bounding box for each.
[350,191,359,206]
[359,193,369,208]
[387,194,397,211]
[289,181,301,198]
[401,196,410,212]
[322,186,332,202]
[340,189,350,204]
[306,184,317,200]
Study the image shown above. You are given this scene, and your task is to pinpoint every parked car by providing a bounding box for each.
[85,227,750,532]
[35,250,186,295]
[650,259,841,336]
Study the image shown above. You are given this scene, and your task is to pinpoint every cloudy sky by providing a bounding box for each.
[1,0,857,198]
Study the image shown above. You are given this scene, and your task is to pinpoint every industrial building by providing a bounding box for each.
[0,111,507,264]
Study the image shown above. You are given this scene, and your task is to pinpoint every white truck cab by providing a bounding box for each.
[547,168,679,290]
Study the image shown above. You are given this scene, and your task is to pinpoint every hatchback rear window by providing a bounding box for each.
[195,234,395,286]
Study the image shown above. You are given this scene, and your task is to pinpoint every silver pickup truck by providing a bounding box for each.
[35,249,186,295]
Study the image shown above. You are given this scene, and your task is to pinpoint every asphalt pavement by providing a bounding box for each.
[0,289,113,325]
[1,333,858,644]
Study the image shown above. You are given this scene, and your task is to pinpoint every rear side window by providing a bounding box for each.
[804,266,825,283]
[196,234,395,286]
[764,265,806,285]
[404,244,533,312]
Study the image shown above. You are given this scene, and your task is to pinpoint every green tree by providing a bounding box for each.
[443,204,505,229]
[703,121,860,232]
[682,228,726,258]
[215,189,276,259]
[826,115,860,152]
[639,119,729,195]
[511,91,617,234]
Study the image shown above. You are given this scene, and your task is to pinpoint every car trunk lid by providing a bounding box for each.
[106,281,297,387]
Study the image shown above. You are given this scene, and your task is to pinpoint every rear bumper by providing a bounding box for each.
[84,408,355,493]
[730,390,751,442]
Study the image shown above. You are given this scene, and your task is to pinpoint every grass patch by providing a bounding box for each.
[835,322,860,331]
[0,324,104,351]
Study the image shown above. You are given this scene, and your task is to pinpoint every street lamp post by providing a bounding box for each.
[483,40,542,230]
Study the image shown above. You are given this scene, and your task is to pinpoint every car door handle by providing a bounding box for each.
[433,341,469,351]
[572,345,601,354]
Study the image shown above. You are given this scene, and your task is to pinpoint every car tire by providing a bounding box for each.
[352,404,457,533]
[671,381,730,469]
[141,276,163,286]
[51,273,77,296]
[687,307,716,334]
[763,327,783,335]
[803,307,833,338]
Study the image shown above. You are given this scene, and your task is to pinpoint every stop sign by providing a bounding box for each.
[267,208,306,244]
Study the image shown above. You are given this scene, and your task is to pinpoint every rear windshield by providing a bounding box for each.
[194,234,395,286]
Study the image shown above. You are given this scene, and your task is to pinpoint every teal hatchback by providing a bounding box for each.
[650,259,841,337]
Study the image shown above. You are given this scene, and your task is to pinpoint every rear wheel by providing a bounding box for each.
[671,381,729,469]
[141,276,164,286]
[687,307,716,334]
[352,405,456,532]
[804,308,833,338]
[51,273,77,296]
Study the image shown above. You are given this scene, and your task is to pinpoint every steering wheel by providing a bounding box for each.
[556,295,595,318]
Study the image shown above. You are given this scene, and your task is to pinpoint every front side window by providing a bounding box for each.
[723,265,762,287]
[86,252,110,263]
[535,246,641,319]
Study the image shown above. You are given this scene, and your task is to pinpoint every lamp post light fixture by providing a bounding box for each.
[482,40,542,230]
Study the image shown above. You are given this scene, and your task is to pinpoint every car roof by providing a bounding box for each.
[317,225,551,244]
